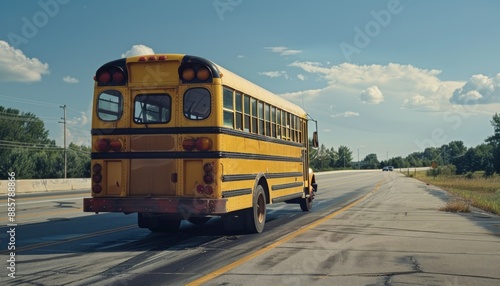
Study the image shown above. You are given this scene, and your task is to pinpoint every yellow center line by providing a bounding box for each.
[186,177,386,286]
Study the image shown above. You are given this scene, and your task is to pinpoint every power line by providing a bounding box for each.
[0,94,60,108]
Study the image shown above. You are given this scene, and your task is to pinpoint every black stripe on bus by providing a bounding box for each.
[271,192,303,204]
[222,172,303,182]
[222,188,252,198]
[91,151,302,162]
[271,182,304,191]
[91,127,304,148]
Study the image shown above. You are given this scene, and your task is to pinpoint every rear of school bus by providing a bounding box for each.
[83,54,232,232]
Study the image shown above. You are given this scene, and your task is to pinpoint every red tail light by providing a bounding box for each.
[95,139,110,152]
[95,139,123,152]
[203,163,214,173]
[182,138,196,150]
[92,173,102,184]
[112,70,125,83]
[92,164,102,173]
[109,140,123,152]
[92,184,102,193]
[203,174,214,184]
[203,185,213,195]
[92,163,103,194]
[196,184,205,194]
[196,137,212,151]
[97,71,111,84]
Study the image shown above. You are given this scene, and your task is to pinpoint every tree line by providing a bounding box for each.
[0,106,90,179]
[309,113,500,177]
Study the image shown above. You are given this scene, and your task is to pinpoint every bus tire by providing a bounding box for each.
[300,195,313,211]
[243,185,266,233]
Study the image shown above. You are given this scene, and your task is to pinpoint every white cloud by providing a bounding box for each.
[279,88,323,101]
[259,70,287,78]
[331,111,360,118]
[0,40,49,82]
[265,46,303,56]
[121,44,155,58]
[360,85,384,104]
[450,74,500,105]
[289,61,464,111]
[237,55,244,58]
[297,74,306,81]
[63,76,79,84]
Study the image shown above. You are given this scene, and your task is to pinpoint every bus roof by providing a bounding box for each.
[101,54,308,118]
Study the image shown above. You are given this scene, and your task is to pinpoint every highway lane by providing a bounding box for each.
[0,170,389,285]
[6,170,497,285]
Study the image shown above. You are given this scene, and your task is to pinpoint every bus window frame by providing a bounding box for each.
[183,87,212,120]
[133,93,172,124]
[96,89,123,122]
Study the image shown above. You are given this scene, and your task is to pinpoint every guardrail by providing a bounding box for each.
[0,178,90,194]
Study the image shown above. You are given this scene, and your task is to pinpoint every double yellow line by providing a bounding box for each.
[187,177,387,285]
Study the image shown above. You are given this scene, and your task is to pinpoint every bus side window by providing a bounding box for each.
[235,92,243,130]
[184,88,211,120]
[251,98,257,134]
[97,90,123,121]
[223,87,234,128]
[243,95,250,132]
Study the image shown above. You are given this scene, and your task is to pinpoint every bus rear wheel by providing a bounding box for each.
[243,185,266,233]
[300,194,313,211]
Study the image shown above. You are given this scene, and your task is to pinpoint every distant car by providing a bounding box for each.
[388,166,394,171]
[382,166,389,171]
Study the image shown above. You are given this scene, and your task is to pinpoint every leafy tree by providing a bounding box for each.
[67,143,91,178]
[334,145,353,168]
[362,153,379,169]
[0,106,56,179]
[485,113,500,174]
[0,105,91,179]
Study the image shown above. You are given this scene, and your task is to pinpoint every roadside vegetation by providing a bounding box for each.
[0,106,90,179]
[413,169,500,215]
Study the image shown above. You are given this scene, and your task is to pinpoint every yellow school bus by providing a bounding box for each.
[83,54,318,233]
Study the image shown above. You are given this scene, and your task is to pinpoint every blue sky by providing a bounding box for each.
[1,0,500,161]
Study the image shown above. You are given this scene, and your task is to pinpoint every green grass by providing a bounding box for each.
[412,171,500,215]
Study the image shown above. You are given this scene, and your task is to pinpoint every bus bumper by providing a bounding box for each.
[83,197,228,216]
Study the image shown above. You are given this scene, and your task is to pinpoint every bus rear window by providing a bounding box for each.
[184,88,211,120]
[134,94,171,124]
[97,90,123,121]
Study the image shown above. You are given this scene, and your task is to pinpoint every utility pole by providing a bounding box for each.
[358,148,360,169]
[59,105,67,179]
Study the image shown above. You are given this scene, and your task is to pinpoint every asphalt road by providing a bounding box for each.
[1,171,499,285]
